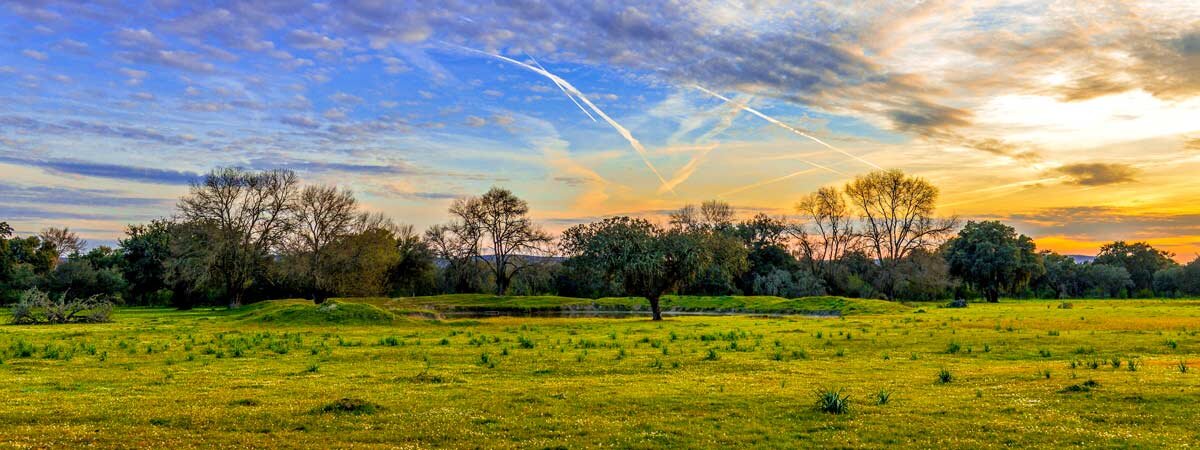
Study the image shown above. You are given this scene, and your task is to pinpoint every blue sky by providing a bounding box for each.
[1,1,1198,257]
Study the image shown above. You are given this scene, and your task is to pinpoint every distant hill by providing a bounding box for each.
[1067,254,1095,264]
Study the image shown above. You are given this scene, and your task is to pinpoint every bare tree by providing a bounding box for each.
[447,187,553,295]
[39,227,87,261]
[795,186,859,273]
[178,168,298,307]
[670,200,736,233]
[289,185,358,302]
[844,169,957,299]
[424,222,477,293]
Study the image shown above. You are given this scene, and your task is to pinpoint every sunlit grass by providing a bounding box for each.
[0,298,1198,448]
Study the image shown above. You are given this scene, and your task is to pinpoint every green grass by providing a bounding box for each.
[360,294,909,316]
[237,299,400,325]
[0,298,1198,448]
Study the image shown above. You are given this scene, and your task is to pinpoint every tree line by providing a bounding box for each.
[2,168,1198,315]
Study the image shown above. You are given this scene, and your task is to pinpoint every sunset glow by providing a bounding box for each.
[1,1,1197,259]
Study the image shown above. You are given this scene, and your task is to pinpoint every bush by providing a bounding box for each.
[9,289,114,324]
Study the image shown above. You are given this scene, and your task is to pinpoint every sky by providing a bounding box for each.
[0,1,1198,259]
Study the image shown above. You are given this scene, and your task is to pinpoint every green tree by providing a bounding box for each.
[1153,266,1186,297]
[671,201,748,295]
[386,224,436,296]
[1038,252,1082,299]
[120,220,175,305]
[561,217,704,320]
[944,221,1043,302]
[1080,263,1133,298]
[1093,241,1175,294]
[1176,256,1200,296]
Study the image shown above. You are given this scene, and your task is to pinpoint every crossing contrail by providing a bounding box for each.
[524,52,595,122]
[693,85,881,171]
[458,46,674,194]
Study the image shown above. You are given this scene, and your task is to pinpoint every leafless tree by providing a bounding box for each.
[289,184,358,301]
[844,169,957,299]
[669,200,735,232]
[178,167,298,307]
[795,186,860,273]
[447,187,553,295]
[39,227,86,261]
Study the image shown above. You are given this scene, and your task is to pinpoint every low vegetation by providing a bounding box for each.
[0,298,1197,447]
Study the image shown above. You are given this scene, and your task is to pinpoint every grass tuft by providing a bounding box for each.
[937,368,953,384]
[816,388,850,414]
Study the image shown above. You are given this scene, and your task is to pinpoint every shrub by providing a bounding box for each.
[9,289,113,325]
[517,336,535,349]
[937,368,953,384]
[1179,360,1189,374]
[313,398,382,415]
[945,342,961,354]
[1060,380,1099,393]
[816,389,850,414]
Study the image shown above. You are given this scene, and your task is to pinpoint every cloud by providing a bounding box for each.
[1186,137,1200,151]
[111,28,164,48]
[0,205,132,221]
[54,39,89,54]
[22,49,48,61]
[0,155,201,185]
[280,115,320,129]
[984,206,1200,244]
[464,116,487,127]
[286,30,346,50]
[329,92,364,104]
[246,157,415,176]
[0,182,169,207]
[0,116,194,145]
[119,49,215,73]
[1054,163,1140,186]
[119,67,148,85]
[322,108,347,120]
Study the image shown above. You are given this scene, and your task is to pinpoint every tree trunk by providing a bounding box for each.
[649,295,663,321]
[496,275,509,295]
[986,288,999,303]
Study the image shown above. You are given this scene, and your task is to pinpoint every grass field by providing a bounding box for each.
[1,297,1198,448]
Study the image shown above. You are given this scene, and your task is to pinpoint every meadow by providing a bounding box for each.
[1,297,1198,448]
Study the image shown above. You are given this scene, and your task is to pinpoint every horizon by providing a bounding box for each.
[2,2,1198,260]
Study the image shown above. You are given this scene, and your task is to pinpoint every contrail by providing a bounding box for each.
[719,168,821,197]
[658,103,741,193]
[658,145,716,194]
[458,46,674,194]
[693,85,881,171]
[524,52,595,122]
